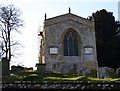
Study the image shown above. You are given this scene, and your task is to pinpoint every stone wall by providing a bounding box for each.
[2,81,120,89]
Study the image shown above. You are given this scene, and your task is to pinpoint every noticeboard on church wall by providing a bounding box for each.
[84,47,94,61]
[84,47,93,54]
[49,47,58,55]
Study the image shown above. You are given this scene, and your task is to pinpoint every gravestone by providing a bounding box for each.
[116,68,120,77]
[0,60,2,83]
[82,67,91,76]
[1,57,9,76]
[36,63,46,74]
[11,65,24,72]
[98,67,114,78]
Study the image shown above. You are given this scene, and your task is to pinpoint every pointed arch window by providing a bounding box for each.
[64,31,78,56]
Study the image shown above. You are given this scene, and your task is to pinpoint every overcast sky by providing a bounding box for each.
[0,0,119,70]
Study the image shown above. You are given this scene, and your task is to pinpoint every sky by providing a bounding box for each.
[0,0,119,70]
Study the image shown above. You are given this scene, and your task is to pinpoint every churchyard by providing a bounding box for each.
[1,58,120,90]
[0,3,120,90]
[1,69,120,89]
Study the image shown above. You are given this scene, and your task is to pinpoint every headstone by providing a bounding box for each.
[0,60,2,81]
[82,67,91,76]
[11,65,17,71]
[11,65,24,72]
[98,67,114,78]
[36,63,46,74]
[0,60,1,91]
[1,57,9,76]
[116,68,120,77]
[70,64,78,74]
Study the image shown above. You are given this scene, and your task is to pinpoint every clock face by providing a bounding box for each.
[50,47,58,54]
[84,48,93,54]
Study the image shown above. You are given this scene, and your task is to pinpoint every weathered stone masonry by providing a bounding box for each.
[37,11,98,76]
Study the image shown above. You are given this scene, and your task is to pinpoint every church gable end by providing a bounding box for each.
[45,13,94,28]
[38,11,98,77]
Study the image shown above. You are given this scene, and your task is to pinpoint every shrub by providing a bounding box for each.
[86,69,97,78]
[107,70,117,78]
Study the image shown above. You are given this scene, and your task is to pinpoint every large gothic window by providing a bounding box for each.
[64,31,78,56]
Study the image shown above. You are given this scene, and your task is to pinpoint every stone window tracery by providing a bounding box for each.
[64,31,78,56]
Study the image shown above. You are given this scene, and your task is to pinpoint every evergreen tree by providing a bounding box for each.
[92,9,120,69]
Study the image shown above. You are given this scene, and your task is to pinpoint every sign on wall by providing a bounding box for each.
[84,47,94,61]
[84,47,93,54]
[50,47,58,54]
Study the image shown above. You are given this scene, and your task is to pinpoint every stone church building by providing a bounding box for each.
[37,9,98,75]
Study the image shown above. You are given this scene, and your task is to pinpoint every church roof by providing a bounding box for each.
[44,12,94,28]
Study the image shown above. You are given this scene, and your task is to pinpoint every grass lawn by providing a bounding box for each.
[2,70,120,83]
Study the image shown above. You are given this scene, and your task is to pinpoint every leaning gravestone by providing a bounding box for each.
[1,57,9,76]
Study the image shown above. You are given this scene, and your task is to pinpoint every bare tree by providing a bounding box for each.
[0,4,23,62]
